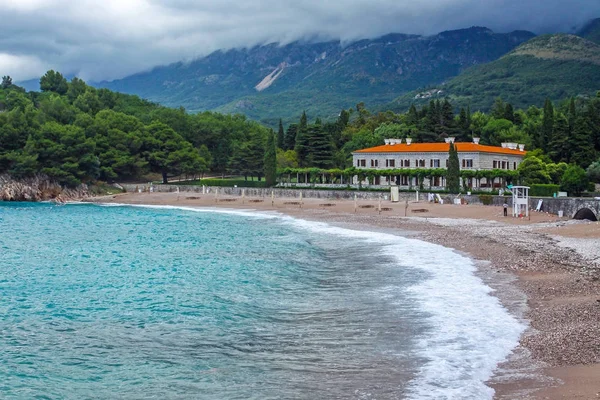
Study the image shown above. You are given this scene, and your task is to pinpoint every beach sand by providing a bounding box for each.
[85,191,600,399]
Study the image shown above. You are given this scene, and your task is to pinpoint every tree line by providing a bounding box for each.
[1,70,599,192]
[275,95,600,191]
[0,71,277,186]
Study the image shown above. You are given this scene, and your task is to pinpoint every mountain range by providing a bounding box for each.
[16,19,600,125]
[98,27,535,125]
[387,33,600,112]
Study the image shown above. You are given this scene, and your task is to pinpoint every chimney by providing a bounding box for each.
[406,137,412,145]
[473,137,480,144]
[501,143,508,148]
[384,139,390,145]
[518,144,525,151]
[507,143,517,150]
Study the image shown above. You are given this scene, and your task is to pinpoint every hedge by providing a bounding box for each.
[530,184,560,197]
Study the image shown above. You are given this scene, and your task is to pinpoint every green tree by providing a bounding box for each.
[277,119,285,149]
[539,98,554,152]
[40,70,68,95]
[586,160,600,183]
[1,75,13,89]
[284,123,297,150]
[560,164,589,196]
[299,124,334,168]
[264,130,277,186]
[142,121,202,184]
[569,116,596,168]
[517,156,551,185]
[446,142,460,193]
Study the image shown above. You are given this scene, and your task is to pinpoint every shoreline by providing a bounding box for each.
[83,192,600,398]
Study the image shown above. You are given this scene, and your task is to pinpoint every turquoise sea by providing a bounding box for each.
[0,203,524,399]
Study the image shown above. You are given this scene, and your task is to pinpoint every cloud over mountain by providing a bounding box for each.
[0,0,598,81]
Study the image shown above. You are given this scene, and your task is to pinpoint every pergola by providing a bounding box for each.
[511,186,530,218]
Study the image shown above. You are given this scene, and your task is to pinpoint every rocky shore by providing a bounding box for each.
[0,174,89,202]
[85,191,600,399]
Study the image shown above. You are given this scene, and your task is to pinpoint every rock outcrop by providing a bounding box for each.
[0,174,89,201]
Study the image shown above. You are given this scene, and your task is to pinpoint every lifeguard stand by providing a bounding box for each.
[511,186,530,218]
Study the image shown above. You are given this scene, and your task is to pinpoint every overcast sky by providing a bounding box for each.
[1,0,598,82]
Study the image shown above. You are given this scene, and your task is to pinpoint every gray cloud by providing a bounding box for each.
[0,0,598,81]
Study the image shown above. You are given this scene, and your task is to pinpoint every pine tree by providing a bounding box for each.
[264,129,277,186]
[284,124,297,150]
[277,119,285,149]
[504,103,515,123]
[569,116,596,168]
[446,142,460,194]
[299,111,307,132]
[407,104,419,126]
[540,98,554,152]
[549,114,570,163]
[301,124,333,168]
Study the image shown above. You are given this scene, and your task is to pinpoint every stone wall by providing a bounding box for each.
[120,183,600,219]
[120,183,427,201]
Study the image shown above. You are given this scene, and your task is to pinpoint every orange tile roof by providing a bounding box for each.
[353,142,526,156]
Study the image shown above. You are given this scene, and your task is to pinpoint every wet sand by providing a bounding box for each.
[84,191,600,399]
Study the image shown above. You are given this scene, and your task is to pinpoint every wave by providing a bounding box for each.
[88,202,526,399]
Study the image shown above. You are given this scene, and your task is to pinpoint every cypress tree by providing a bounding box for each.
[446,142,460,193]
[277,119,284,149]
[540,98,554,152]
[264,129,277,186]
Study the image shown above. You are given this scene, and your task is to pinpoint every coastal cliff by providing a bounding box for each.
[0,174,89,201]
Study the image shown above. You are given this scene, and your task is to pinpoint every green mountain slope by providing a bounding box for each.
[578,17,600,45]
[387,34,600,112]
[97,27,534,125]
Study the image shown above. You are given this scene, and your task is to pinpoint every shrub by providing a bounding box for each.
[530,184,560,197]
[479,194,493,205]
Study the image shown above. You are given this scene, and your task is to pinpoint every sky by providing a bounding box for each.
[1,0,598,82]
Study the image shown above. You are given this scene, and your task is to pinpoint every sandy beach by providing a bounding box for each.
[85,191,600,399]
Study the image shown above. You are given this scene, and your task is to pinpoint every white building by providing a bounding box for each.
[351,138,526,189]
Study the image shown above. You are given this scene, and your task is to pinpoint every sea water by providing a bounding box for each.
[0,203,524,399]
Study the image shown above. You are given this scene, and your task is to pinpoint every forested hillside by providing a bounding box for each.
[2,71,599,194]
[388,34,600,112]
[98,27,534,125]
[0,72,271,186]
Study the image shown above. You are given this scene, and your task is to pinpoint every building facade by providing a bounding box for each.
[351,138,526,189]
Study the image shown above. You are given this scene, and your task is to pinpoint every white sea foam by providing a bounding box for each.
[95,203,280,219]
[279,216,526,400]
[89,203,526,399]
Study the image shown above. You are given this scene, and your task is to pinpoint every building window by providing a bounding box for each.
[401,175,409,185]
[418,159,426,167]
[386,159,395,168]
[358,159,366,167]
[432,176,441,186]
[370,159,379,167]
[493,160,499,169]
[514,162,517,170]
[445,159,449,167]
[501,161,507,169]
[403,160,410,167]
[431,159,440,168]
[464,159,473,168]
